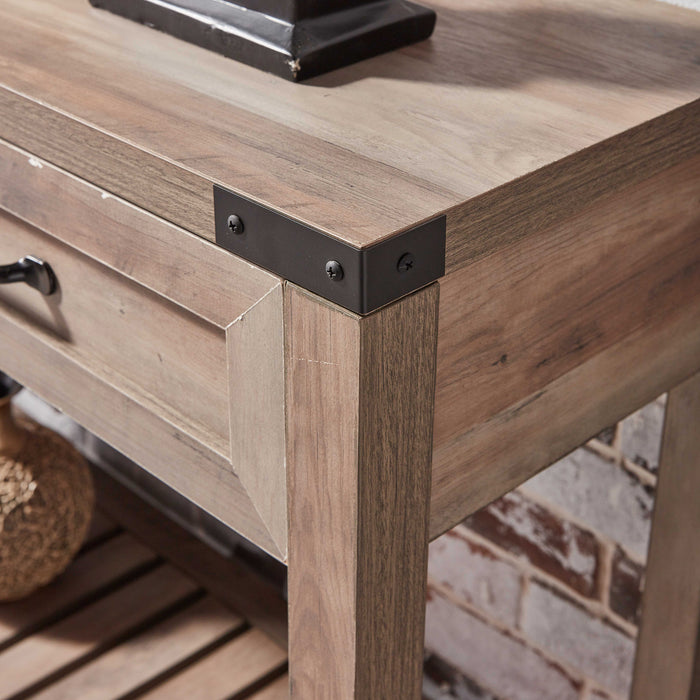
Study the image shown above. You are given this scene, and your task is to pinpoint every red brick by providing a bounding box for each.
[619,400,665,475]
[425,590,581,700]
[464,492,600,597]
[595,425,617,446]
[588,690,616,700]
[521,448,654,559]
[521,581,635,697]
[609,546,644,625]
[423,654,498,700]
[428,531,522,627]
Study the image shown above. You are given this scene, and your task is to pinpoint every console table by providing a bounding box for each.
[0,0,699,697]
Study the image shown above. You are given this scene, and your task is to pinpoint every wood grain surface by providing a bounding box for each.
[430,294,700,538]
[0,495,289,700]
[249,675,291,700]
[0,140,276,327]
[0,0,698,254]
[227,284,288,559]
[0,210,232,453]
[631,371,700,700]
[30,597,244,700]
[0,137,291,559]
[0,303,281,557]
[0,534,156,649]
[435,153,700,448]
[1,0,698,560]
[430,151,700,535]
[92,465,288,649]
[139,629,287,700]
[0,565,198,698]
[286,284,439,698]
[444,99,700,271]
[0,138,280,459]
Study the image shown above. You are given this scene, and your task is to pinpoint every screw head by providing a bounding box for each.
[325,260,344,281]
[227,214,244,235]
[397,252,415,274]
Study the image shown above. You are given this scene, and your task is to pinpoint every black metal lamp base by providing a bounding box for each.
[89,0,436,81]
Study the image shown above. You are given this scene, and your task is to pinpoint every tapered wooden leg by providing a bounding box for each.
[285,283,439,699]
[631,371,700,700]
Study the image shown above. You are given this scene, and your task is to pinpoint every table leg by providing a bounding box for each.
[631,370,700,700]
[285,283,440,698]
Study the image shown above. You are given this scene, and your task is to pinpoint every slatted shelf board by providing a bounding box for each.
[0,489,289,700]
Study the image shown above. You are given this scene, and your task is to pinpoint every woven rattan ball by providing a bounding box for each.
[0,386,94,601]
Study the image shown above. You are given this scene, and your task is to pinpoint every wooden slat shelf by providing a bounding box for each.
[0,470,288,700]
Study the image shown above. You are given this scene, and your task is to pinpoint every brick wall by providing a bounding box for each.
[423,398,665,700]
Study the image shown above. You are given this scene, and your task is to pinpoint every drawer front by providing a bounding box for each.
[0,139,284,558]
[0,212,230,450]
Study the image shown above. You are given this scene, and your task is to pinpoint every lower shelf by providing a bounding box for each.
[0,474,288,700]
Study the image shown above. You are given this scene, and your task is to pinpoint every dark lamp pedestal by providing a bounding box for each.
[88,0,437,81]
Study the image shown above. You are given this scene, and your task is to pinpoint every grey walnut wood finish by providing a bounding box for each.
[0,0,699,696]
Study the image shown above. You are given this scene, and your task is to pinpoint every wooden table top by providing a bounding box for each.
[1,0,699,260]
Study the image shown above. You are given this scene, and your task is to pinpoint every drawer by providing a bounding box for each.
[0,212,232,450]
[0,139,284,558]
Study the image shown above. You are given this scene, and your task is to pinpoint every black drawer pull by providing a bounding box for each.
[0,255,57,296]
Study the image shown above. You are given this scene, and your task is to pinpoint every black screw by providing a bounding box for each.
[397,253,415,274]
[227,214,244,235]
[325,260,344,281]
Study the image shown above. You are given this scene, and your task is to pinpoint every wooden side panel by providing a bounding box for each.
[286,284,439,699]
[430,154,700,535]
[228,284,287,559]
[430,297,700,538]
[631,371,700,700]
[436,154,700,448]
[444,100,700,272]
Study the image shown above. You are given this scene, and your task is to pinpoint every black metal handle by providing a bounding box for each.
[0,255,57,296]
[0,371,21,399]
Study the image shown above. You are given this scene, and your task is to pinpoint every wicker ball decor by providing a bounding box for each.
[0,378,94,601]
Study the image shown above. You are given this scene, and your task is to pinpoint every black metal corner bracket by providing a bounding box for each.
[88,0,436,81]
[214,185,445,314]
